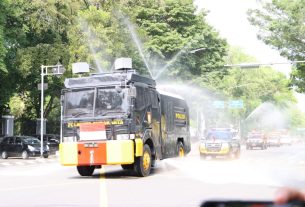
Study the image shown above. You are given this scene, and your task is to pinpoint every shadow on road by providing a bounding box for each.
[68,165,171,180]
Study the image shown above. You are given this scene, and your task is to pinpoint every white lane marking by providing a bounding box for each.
[1,162,11,166]
[0,163,63,176]
[0,158,58,167]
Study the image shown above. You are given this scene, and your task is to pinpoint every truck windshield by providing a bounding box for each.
[63,88,128,118]
[95,88,127,116]
[64,89,94,118]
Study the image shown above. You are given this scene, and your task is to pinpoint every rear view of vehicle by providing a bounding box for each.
[267,133,281,147]
[280,136,292,146]
[246,132,268,150]
[199,128,241,159]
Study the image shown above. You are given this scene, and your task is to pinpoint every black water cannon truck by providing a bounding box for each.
[59,58,191,177]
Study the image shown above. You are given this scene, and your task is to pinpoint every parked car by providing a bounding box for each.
[0,136,50,159]
[33,134,60,154]
[246,132,268,150]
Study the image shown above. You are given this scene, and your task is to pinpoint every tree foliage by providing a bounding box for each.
[129,0,228,80]
[0,0,80,133]
[214,47,299,129]
[0,0,302,134]
[248,0,305,92]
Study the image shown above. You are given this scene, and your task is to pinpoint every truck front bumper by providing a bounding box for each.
[199,144,230,155]
[60,140,137,166]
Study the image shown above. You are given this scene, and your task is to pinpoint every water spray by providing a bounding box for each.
[119,14,153,78]
[79,18,105,73]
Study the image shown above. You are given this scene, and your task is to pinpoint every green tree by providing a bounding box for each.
[0,0,7,73]
[129,0,228,81]
[0,0,16,115]
[248,0,305,92]
[1,0,86,133]
[0,0,228,135]
[213,47,297,129]
[68,0,228,79]
[287,107,305,128]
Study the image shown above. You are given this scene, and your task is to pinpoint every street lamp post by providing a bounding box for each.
[40,63,65,157]
[224,60,305,69]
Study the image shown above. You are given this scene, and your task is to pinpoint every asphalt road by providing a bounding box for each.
[0,144,305,207]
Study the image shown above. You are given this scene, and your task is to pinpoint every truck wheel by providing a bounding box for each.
[177,142,185,158]
[135,144,151,177]
[77,166,95,176]
[22,150,29,159]
[121,164,134,170]
[1,151,8,159]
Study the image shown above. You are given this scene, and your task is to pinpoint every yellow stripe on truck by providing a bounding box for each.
[135,138,143,157]
[106,140,134,164]
[59,143,78,166]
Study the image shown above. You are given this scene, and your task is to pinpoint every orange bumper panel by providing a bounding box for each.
[60,140,134,166]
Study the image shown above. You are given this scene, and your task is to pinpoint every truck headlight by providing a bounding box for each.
[221,143,229,149]
[117,134,135,140]
[28,145,35,152]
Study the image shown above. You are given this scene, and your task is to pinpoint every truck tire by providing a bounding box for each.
[135,144,151,177]
[177,141,185,158]
[121,164,134,170]
[1,151,8,159]
[77,166,95,176]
